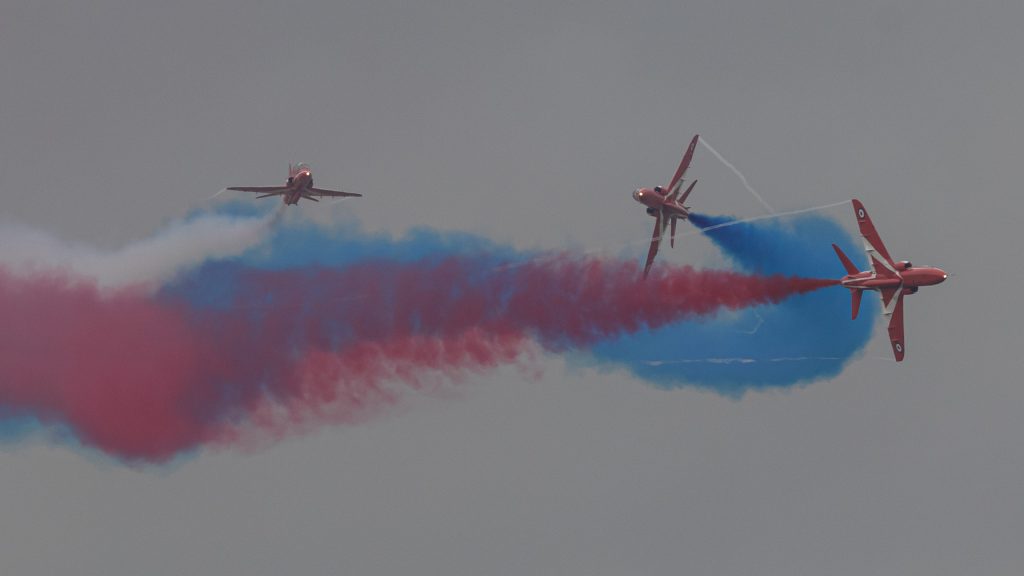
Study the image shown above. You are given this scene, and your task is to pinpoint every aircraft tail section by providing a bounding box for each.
[832,244,859,275]
[675,179,698,205]
[849,289,862,320]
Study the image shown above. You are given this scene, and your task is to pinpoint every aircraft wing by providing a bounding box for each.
[643,212,664,279]
[227,186,288,194]
[886,291,906,361]
[666,134,700,200]
[309,187,362,198]
[852,199,897,276]
[879,286,902,316]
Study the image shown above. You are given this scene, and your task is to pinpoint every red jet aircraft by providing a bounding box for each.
[632,134,700,278]
[228,163,362,206]
[832,199,947,361]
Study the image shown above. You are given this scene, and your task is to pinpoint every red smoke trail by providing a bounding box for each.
[203,257,836,351]
[0,269,536,462]
[497,258,837,345]
[215,330,536,449]
[0,259,834,462]
[0,270,209,459]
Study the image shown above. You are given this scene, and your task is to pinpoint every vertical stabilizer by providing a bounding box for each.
[850,289,862,320]
[832,244,859,275]
[675,179,698,205]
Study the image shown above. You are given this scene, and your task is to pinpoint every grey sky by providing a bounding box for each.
[2,1,1023,574]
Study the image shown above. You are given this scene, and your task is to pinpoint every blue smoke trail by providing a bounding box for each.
[588,212,875,394]
[164,202,872,394]
[0,410,40,443]
[1,201,875,465]
[164,201,530,310]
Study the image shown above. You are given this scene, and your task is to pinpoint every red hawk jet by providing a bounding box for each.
[632,134,700,278]
[832,199,947,361]
[228,163,361,206]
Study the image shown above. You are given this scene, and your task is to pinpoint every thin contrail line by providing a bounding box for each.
[699,137,776,214]
[490,199,850,273]
[643,356,845,365]
[736,310,765,335]
[642,354,899,366]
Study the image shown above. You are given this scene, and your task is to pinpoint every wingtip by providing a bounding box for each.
[851,198,869,221]
[892,344,905,362]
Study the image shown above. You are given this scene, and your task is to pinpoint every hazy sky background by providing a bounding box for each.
[2,1,1023,574]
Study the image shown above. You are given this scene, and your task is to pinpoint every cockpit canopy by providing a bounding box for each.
[290,162,311,176]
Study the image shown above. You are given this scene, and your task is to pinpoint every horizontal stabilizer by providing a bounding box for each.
[832,244,859,275]
[677,179,698,205]
[850,289,862,320]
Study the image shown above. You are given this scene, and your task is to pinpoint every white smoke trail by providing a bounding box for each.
[0,207,283,290]
[699,137,776,214]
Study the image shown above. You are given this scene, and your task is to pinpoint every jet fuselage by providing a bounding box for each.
[839,265,947,291]
[283,167,313,205]
[632,188,690,219]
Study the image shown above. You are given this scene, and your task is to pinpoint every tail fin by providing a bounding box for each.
[834,244,862,319]
[849,289,862,320]
[676,179,697,205]
[832,243,859,275]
